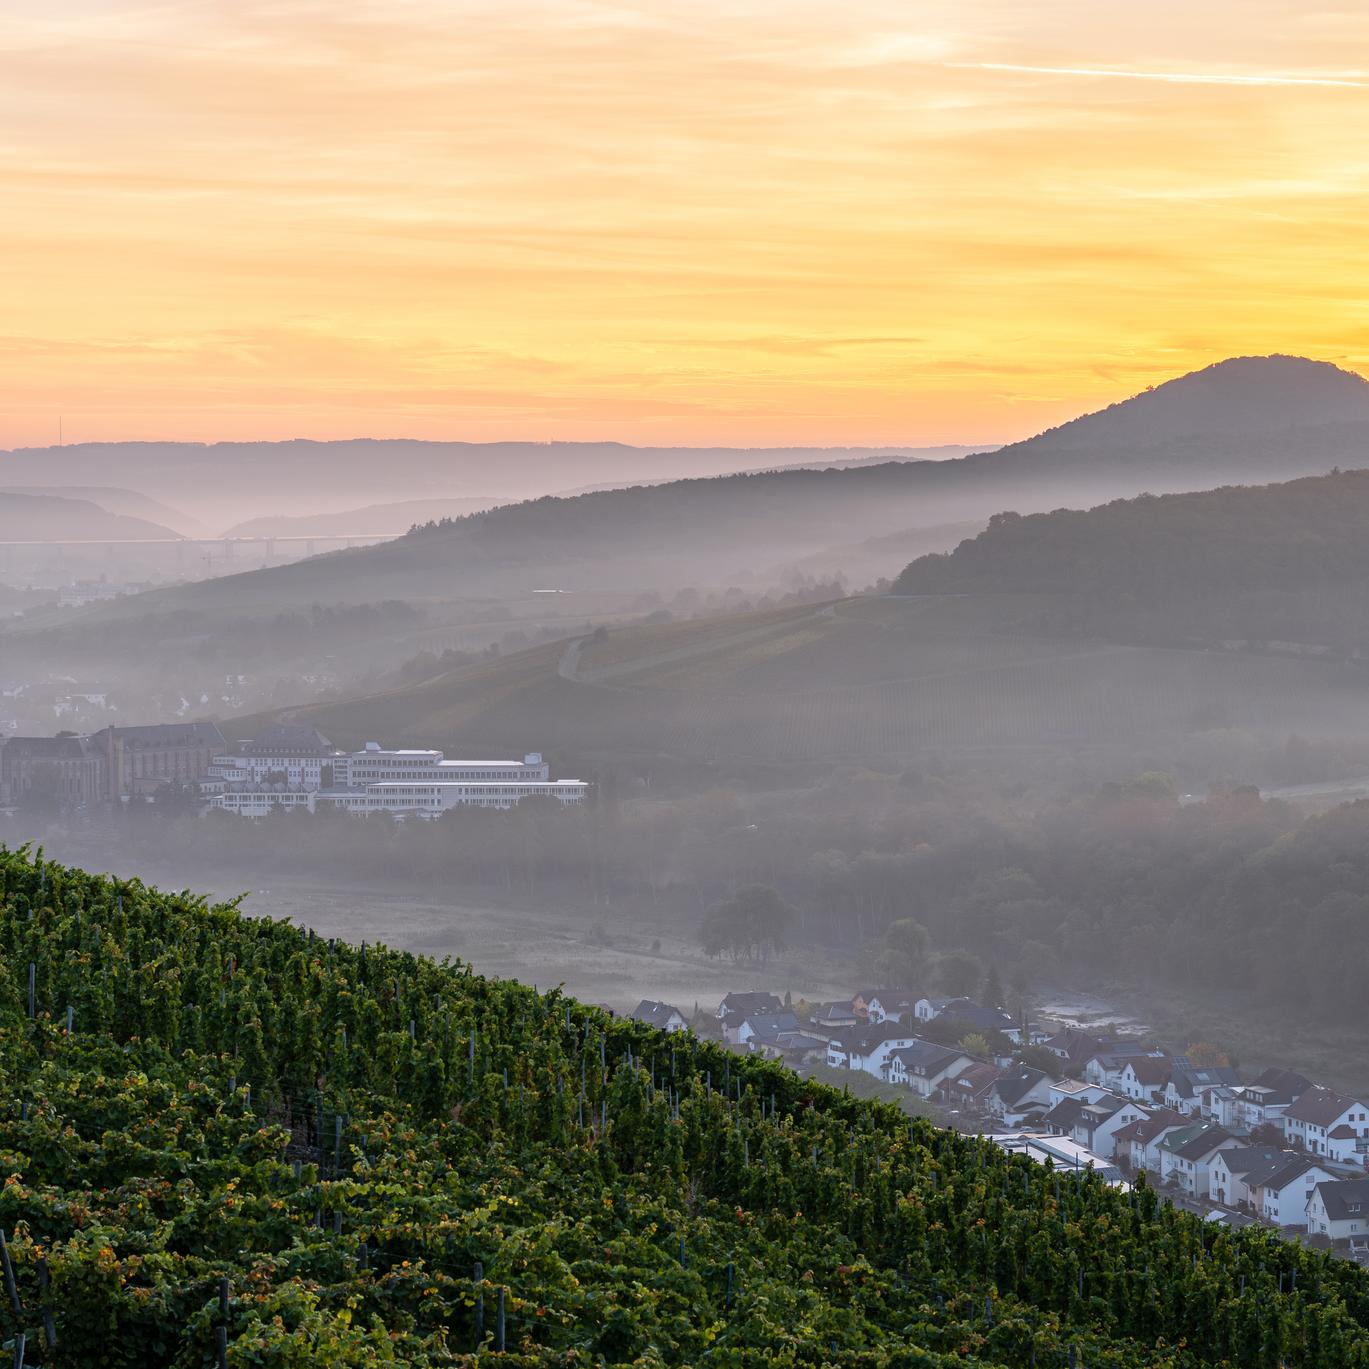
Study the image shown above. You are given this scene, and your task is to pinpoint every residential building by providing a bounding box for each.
[632,1000,687,1033]
[1216,1069,1313,1131]
[734,1011,803,1049]
[936,1061,1004,1112]
[1041,1095,1149,1161]
[864,991,917,1024]
[809,1001,860,1031]
[883,1041,973,1099]
[1115,1055,1174,1103]
[1246,1156,1337,1228]
[1164,1062,1243,1116]
[933,998,1019,1040]
[1282,1087,1369,1162]
[914,995,968,1023]
[988,1067,1054,1126]
[717,993,783,1044]
[1113,1110,1190,1176]
[1208,1146,1289,1208]
[1307,1178,1369,1242]
[824,1022,920,1078]
[1158,1123,1236,1196]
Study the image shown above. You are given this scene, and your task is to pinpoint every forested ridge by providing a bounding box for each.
[0,851,1367,1365]
[892,470,1369,649]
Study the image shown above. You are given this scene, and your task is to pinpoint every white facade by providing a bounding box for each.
[212,778,587,817]
[989,1133,1128,1189]
[338,745,551,787]
[1258,1166,1336,1228]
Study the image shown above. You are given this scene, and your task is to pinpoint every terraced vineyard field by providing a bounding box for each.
[0,847,1367,1365]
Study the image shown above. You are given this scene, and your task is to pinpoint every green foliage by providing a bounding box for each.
[700,884,797,964]
[0,846,1367,1366]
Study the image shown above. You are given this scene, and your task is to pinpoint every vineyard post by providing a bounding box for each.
[35,1261,54,1351]
[496,1286,506,1352]
[474,1263,484,1343]
[0,1231,21,1316]
[12,1331,24,1369]
[26,964,34,1019]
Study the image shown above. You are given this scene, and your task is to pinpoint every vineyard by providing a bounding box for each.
[0,848,1366,1366]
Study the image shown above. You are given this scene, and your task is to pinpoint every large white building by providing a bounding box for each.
[206,730,586,816]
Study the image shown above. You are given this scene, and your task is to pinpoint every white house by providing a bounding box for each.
[914,996,967,1023]
[1040,1094,1148,1161]
[1116,1055,1173,1104]
[1164,1064,1243,1117]
[883,1042,973,1099]
[631,1000,687,1033]
[864,992,917,1024]
[825,1022,920,1078]
[1113,1110,1191,1176]
[734,1011,803,1048]
[1281,1087,1369,1162]
[988,1067,1055,1126]
[1208,1146,1289,1208]
[1214,1070,1313,1131]
[1307,1178,1369,1241]
[1158,1123,1236,1196]
[1247,1157,1338,1229]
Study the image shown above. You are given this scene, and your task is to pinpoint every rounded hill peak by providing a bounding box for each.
[1010,353,1369,454]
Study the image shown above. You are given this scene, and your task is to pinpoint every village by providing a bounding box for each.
[631,987,1369,1262]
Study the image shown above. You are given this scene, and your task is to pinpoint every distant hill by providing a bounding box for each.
[0,485,206,536]
[0,438,949,529]
[220,496,503,539]
[0,492,182,543]
[892,468,1369,650]
[985,354,1369,471]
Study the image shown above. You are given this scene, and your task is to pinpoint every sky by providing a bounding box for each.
[3,0,1369,448]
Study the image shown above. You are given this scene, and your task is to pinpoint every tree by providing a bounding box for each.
[957,1032,992,1059]
[699,884,797,964]
[933,949,984,998]
[883,918,930,988]
[1184,1040,1232,1068]
[982,964,1005,1011]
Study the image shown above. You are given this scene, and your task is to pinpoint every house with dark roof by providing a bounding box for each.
[1158,1123,1236,1195]
[1164,1062,1243,1117]
[631,1000,687,1033]
[1040,1028,1121,1068]
[734,1011,802,1049]
[809,1001,859,1031]
[1113,1109,1190,1175]
[717,992,782,1021]
[1246,1155,1338,1228]
[914,995,969,1024]
[1041,1093,1148,1160]
[716,992,783,1043]
[1282,1086,1369,1162]
[864,991,917,1024]
[932,998,1020,1041]
[1216,1068,1314,1131]
[1115,1054,1174,1103]
[1308,1178,1369,1242]
[1208,1145,1288,1207]
[935,1061,1004,1112]
[824,1021,920,1077]
[987,1067,1053,1126]
[883,1041,973,1099]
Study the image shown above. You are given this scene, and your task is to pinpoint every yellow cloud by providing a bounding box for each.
[2,0,1367,447]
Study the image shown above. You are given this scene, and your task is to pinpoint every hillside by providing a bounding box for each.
[0,491,182,543]
[0,486,206,537]
[892,469,1369,650]
[995,355,1369,463]
[24,355,1369,618]
[0,439,938,530]
[250,593,1369,784]
[221,496,502,539]
[1,848,1365,1365]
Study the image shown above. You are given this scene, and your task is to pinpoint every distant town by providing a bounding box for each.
[0,721,587,817]
[631,987,1369,1261]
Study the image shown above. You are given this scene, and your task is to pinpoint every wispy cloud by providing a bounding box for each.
[957,61,1368,89]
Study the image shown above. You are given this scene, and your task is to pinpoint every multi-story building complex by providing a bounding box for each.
[0,734,106,807]
[92,721,227,798]
[206,735,585,816]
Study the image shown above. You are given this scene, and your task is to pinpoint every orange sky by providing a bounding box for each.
[3,0,1369,448]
